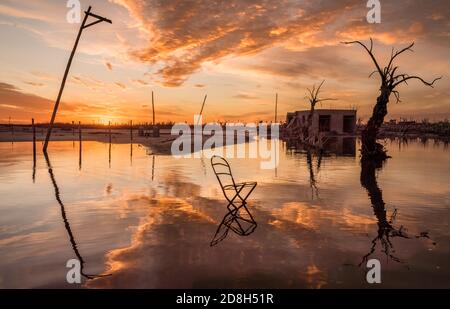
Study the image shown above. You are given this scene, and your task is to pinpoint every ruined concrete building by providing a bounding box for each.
[286,109,357,135]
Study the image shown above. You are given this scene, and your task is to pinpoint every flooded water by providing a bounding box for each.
[0,138,449,288]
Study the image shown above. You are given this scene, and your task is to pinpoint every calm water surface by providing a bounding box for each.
[0,139,449,288]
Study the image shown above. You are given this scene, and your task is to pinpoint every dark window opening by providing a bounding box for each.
[343,115,355,133]
[319,115,331,132]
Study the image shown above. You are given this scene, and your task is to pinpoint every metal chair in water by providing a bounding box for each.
[210,155,257,246]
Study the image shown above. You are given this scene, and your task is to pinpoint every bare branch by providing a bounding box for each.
[392,90,401,103]
[369,70,378,78]
[389,66,399,80]
[393,75,442,89]
[343,39,384,78]
[387,42,414,72]
[306,88,314,100]
[393,73,408,82]
[315,80,325,97]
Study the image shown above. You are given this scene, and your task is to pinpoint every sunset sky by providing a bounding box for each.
[0,0,449,124]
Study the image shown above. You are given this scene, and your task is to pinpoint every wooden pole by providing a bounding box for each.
[109,142,111,168]
[43,7,111,152]
[130,120,133,142]
[78,121,82,141]
[275,93,278,123]
[197,94,207,125]
[32,118,36,182]
[152,91,155,126]
[109,121,111,144]
[11,118,14,143]
[43,7,92,152]
[32,118,36,154]
[78,121,82,170]
[152,91,159,137]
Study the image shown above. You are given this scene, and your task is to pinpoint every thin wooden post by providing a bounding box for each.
[78,121,82,170]
[43,6,111,152]
[152,91,155,126]
[72,121,75,137]
[152,91,159,137]
[197,94,207,125]
[32,118,36,154]
[109,121,111,144]
[78,121,82,141]
[130,120,133,142]
[274,93,278,123]
[32,118,36,182]
[109,143,111,168]
[11,118,14,143]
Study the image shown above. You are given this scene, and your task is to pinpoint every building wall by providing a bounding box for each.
[287,109,357,135]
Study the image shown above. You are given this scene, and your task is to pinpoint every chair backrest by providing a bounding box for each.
[211,155,236,192]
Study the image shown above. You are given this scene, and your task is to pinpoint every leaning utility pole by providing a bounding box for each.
[43,6,111,152]
[197,94,207,125]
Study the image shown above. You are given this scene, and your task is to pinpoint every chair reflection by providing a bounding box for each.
[210,155,257,246]
[43,151,110,280]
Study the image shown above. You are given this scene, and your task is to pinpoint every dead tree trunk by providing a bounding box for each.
[361,86,390,159]
[343,39,440,161]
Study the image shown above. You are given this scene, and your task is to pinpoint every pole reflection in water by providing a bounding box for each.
[130,143,133,166]
[43,151,110,280]
[32,118,36,183]
[151,155,155,181]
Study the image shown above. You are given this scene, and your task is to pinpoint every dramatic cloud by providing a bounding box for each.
[113,0,449,87]
[114,0,363,86]
[1,1,449,122]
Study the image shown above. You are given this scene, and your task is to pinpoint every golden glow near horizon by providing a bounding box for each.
[0,0,449,124]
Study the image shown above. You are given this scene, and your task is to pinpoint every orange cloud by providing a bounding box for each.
[114,0,449,88]
[115,0,365,86]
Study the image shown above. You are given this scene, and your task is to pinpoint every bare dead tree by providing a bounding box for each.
[303,80,336,141]
[343,39,441,160]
